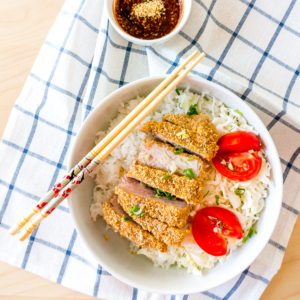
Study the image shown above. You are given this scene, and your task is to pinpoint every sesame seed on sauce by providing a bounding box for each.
[114,0,182,40]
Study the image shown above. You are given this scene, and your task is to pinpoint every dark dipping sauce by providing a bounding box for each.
[114,0,182,40]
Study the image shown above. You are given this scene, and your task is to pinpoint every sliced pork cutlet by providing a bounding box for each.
[115,176,190,228]
[139,120,218,161]
[127,160,203,205]
[120,200,191,246]
[163,113,218,143]
[138,138,205,179]
[102,195,167,252]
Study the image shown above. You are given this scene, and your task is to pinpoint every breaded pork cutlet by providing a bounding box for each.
[138,138,205,179]
[102,195,167,252]
[120,202,191,246]
[139,120,218,161]
[127,160,203,205]
[115,176,190,228]
[163,113,218,142]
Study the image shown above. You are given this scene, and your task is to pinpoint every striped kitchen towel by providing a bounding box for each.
[0,0,299,299]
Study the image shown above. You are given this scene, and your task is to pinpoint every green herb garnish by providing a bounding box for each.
[242,227,257,243]
[187,157,194,161]
[219,221,223,233]
[164,174,171,180]
[236,109,242,115]
[215,195,219,205]
[155,189,173,200]
[183,168,195,179]
[155,189,165,197]
[187,104,199,116]
[203,190,209,198]
[122,216,131,221]
[129,205,145,216]
[164,192,173,200]
[235,188,245,197]
[174,145,184,155]
[175,89,180,95]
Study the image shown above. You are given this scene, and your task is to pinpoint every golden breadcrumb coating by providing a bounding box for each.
[115,185,191,228]
[127,161,203,205]
[126,210,191,246]
[139,120,218,161]
[102,200,167,252]
[163,113,218,143]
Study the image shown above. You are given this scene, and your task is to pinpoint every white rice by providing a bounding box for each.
[90,89,271,276]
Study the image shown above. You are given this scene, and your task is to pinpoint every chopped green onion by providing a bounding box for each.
[235,109,242,115]
[175,89,180,95]
[183,168,195,179]
[144,153,151,160]
[176,131,189,139]
[122,216,131,221]
[164,192,173,200]
[155,189,165,197]
[132,205,140,212]
[219,221,223,233]
[129,205,145,216]
[187,157,194,161]
[169,163,177,173]
[187,104,199,116]
[228,162,234,171]
[164,174,171,180]
[174,146,184,155]
[235,188,245,197]
[242,227,257,243]
[203,190,209,198]
[155,189,173,200]
[215,195,219,205]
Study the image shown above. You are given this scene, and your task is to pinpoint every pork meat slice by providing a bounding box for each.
[139,120,218,161]
[115,176,190,228]
[127,160,203,205]
[102,195,167,252]
[138,138,205,179]
[119,198,191,246]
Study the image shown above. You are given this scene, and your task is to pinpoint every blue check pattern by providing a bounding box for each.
[0,0,300,299]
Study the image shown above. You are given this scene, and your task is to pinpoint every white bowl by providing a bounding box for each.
[68,76,283,294]
[105,0,192,46]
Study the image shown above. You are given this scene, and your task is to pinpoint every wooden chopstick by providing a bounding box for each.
[16,51,206,241]
[8,50,200,237]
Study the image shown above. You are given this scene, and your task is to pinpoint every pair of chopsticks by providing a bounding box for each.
[9,50,206,241]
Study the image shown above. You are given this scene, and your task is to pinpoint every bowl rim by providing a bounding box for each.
[104,0,192,46]
[68,75,283,294]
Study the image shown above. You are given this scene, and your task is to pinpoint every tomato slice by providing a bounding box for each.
[212,151,262,181]
[218,131,261,153]
[192,207,243,256]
